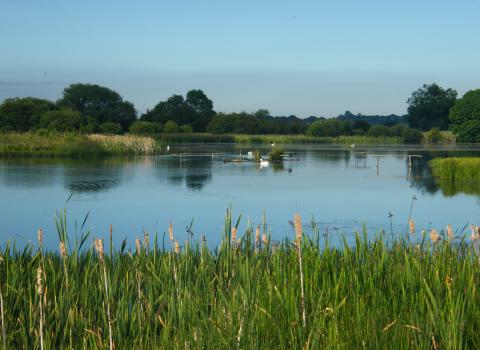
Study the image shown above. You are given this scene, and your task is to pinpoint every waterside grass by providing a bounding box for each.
[429,157,480,182]
[158,133,403,145]
[0,132,161,158]
[0,212,480,348]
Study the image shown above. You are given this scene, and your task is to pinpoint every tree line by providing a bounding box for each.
[1,82,480,142]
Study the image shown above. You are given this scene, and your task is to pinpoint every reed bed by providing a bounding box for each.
[430,157,480,182]
[0,212,480,349]
[0,132,161,158]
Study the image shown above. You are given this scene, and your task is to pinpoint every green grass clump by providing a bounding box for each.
[0,132,161,158]
[0,210,480,348]
[430,158,480,182]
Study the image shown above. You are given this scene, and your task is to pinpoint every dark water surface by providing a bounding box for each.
[1,143,479,250]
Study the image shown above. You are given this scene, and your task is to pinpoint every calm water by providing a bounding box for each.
[1,144,479,250]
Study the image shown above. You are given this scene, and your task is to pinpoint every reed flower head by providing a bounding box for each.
[144,231,150,248]
[37,228,44,248]
[408,219,415,235]
[231,227,237,242]
[36,266,44,296]
[262,233,268,245]
[174,241,180,254]
[59,241,67,258]
[135,238,141,255]
[447,224,453,240]
[429,229,440,244]
[168,222,174,242]
[94,239,104,261]
[471,226,480,242]
[294,214,302,242]
[255,226,260,245]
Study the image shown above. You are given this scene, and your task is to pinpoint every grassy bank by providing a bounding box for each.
[0,132,161,158]
[0,211,479,348]
[158,133,403,144]
[430,157,480,182]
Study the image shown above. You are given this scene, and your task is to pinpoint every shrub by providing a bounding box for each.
[38,109,86,132]
[179,124,193,133]
[367,125,390,137]
[99,122,123,135]
[129,121,162,135]
[164,120,179,133]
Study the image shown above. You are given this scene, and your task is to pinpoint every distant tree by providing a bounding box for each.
[0,97,56,131]
[254,109,270,118]
[455,120,480,142]
[367,125,390,137]
[352,120,370,132]
[407,83,457,130]
[38,109,86,132]
[129,121,162,135]
[142,89,214,132]
[179,124,193,133]
[58,83,136,131]
[164,120,179,133]
[99,122,123,135]
[306,119,350,137]
[448,89,480,138]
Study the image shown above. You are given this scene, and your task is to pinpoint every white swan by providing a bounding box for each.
[259,158,269,168]
[166,145,170,151]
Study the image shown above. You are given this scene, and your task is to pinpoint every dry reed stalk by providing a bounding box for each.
[409,219,415,235]
[174,241,180,254]
[135,238,142,255]
[59,241,69,287]
[294,213,306,328]
[429,229,440,244]
[446,224,454,240]
[36,266,45,350]
[262,233,268,245]
[95,239,113,350]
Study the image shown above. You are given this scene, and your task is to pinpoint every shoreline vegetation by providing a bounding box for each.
[430,158,480,196]
[0,133,160,158]
[0,211,479,348]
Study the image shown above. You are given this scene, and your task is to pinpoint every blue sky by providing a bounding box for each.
[1,0,479,117]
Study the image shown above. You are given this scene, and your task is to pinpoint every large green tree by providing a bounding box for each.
[142,89,214,131]
[407,83,457,130]
[58,84,136,131]
[0,97,57,131]
[448,89,480,142]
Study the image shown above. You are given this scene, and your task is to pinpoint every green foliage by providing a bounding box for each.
[179,124,193,133]
[306,119,351,137]
[38,109,87,132]
[129,121,162,135]
[425,127,444,143]
[58,83,136,131]
[430,157,480,182]
[449,89,480,140]
[269,147,284,161]
[163,120,179,133]
[0,97,57,131]
[99,122,123,135]
[141,90,214,132]
[407,83,457,130]
[367,125,390,137]
[0,211,480,348]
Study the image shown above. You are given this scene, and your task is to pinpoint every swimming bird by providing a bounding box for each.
[259,158,269,168]
[166,145,170,151]
[350,144,355,148]
[271,142,275,147]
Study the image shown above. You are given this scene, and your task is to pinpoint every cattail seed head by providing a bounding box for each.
[255,226,260,245]
[409,219,415,235]
[95,239,104,261]
[135,238,141,255]
[262,233,268,245]
[37,228,44,248]
[169,222,174,242]
[174,241,180,254]
[447,224,453,240]
[59,241,67,258]
[231,227,237,242]
[294,214,302,242]
[430,229,440,244]
[36,266,44,296]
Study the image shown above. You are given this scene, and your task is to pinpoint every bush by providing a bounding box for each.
[455,120,480,142]
[38,109,86,132]
[425,127,443,143]
[164,120,179,133]
[269,147,284,161]
[306,119,351,137]
[99,122,123,135]
[367,125,390,137]
[129,121,162,135]
[179,124,193,133]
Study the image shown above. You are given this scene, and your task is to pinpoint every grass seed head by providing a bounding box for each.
[135,238,141,255]
[169,222,174,242]
[447,224,453,240]
[36,266,44,296]
[59,241,67,258]
[255,226,260,245]
[294,214,302,242]
[409,219,415,235]
[174,241,180,254]
[262,233,268,245]
[37,228,44,248]
[231,227,237,242]
[430,229,440,244]
[95,239,104,261]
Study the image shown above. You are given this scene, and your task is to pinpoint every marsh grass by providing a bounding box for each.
[0,132,161,158]
[430,158,480,196]
[0,211,480,348]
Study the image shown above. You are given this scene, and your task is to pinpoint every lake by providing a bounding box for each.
[1,143,479,250]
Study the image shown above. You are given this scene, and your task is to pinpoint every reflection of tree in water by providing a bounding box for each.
[409,157,439,194]
[0,158,61,188]
[162,157,213,191]
[308,150,351,165]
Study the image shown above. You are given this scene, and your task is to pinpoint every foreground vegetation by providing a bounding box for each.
[0,210,480,349]
[0,133,160,158]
